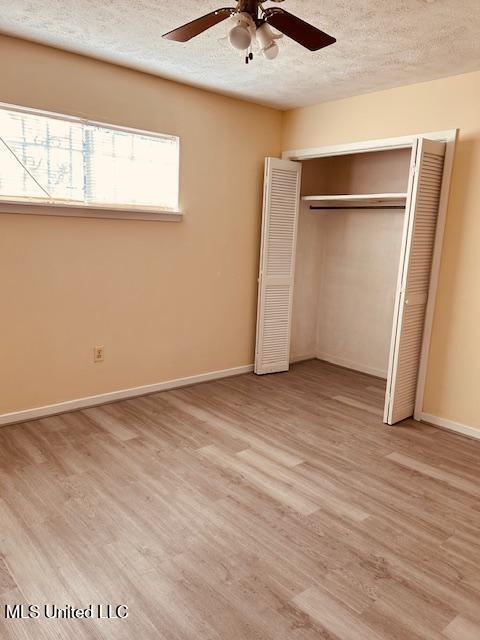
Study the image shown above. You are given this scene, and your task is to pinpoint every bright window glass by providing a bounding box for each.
[0,105,179,211]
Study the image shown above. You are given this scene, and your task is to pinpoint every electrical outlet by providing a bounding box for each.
[94,345,104,363]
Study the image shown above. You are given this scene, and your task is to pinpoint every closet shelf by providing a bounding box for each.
[302,193,407,210]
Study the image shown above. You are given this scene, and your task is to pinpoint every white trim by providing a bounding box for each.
[421,413,480,441]
[0,199,183,222]
[316,353,387,380]
[282,130,457,161]
[0,364,254,427]
[281,129,458,426]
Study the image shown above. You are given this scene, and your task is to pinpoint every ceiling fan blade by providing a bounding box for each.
[264,8,336,51]
[163,8,236,42]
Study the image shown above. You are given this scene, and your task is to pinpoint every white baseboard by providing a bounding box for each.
[420,412,480,441]
[315,351,387,380]
[0,364,254,427]
[4,363,477,448]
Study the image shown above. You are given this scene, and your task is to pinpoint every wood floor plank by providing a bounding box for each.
[444,615,480,640]
[164,394,305,467]
[332,394,384,416]
[199,444,319,515]
[293,585,385,640]
[0,555,17,596]
[386,451,480,497]
[0,360,479,639]
[238,448,370,522]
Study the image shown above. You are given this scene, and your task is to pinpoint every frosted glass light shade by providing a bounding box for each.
[229,24,252,50]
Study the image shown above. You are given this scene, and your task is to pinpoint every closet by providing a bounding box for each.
[255,135,452,426]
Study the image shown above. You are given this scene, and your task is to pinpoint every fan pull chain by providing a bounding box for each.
[245,45,254,64]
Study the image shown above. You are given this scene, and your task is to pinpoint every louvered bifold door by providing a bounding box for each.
[384,138,446,424]
[255,158,301,375]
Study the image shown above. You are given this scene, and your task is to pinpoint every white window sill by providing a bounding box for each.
[0,197,183,222]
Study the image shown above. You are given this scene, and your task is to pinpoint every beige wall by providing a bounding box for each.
[0,35,282,414]
[283,70,480,431]
[314,209,404,378]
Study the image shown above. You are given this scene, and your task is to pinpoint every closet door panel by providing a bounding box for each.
[255,158,301,375]
[385,139,446,424]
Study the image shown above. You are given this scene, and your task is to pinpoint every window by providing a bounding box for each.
[0,104,179,212]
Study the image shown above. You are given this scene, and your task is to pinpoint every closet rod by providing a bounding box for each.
[309,205,405,210]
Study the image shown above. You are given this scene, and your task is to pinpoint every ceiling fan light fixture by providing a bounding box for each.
[256,22,280,59]
[162,3,336,62]
[262,41,279,59]
[228,12,253,50]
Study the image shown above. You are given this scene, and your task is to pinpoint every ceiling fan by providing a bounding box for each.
[162,0,336,63]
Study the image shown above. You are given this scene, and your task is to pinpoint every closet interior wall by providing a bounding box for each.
[291,149,412,378]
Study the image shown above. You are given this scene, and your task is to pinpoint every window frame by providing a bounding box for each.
[0,101,182,221]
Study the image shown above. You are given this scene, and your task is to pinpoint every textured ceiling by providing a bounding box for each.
[0,0,479,109]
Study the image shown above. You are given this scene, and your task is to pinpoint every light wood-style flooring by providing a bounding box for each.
[1,360,479,639]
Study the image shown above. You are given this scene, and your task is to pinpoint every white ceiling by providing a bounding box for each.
[0,0,479,109]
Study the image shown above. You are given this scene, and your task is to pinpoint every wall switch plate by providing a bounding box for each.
[94,345,104,363]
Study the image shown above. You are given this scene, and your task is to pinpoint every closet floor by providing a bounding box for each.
[0,360,479,640]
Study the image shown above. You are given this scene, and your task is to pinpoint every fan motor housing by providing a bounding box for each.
[237,0,259,18]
